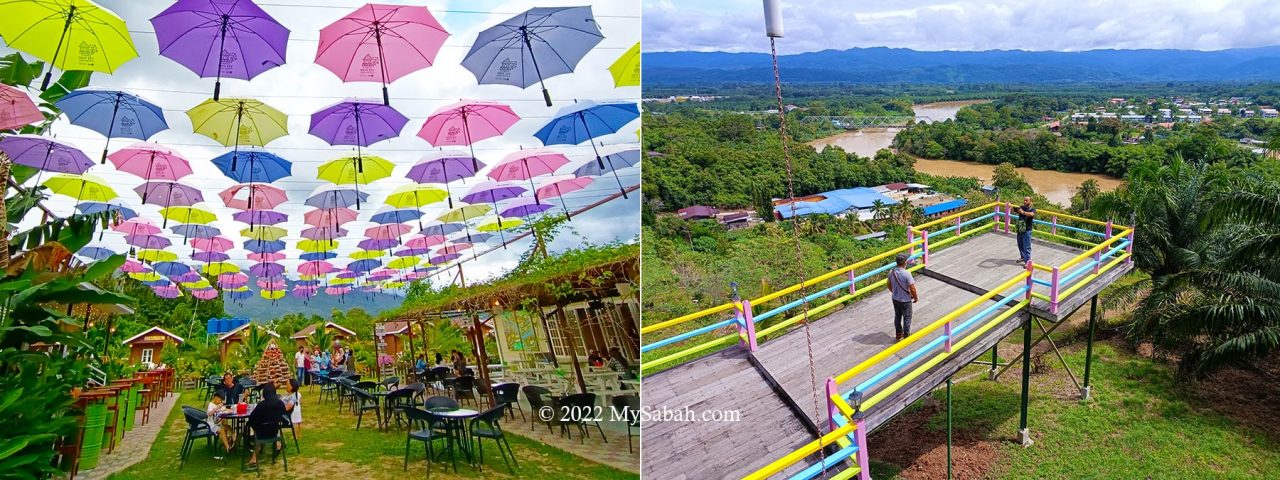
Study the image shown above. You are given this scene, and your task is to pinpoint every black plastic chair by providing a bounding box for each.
[492,383,524,421]
[522,385,555,432]
[557,393,607,444]
[350,381,379,413]
[279,414,300,453]
[353,388,382,430]
[469,403,518,473]
[402,407,450,473]
[320,371,343,403]
[423,395,459,411]
[242,428,288,475]
[452,375,477,406]
[404,382,427,405]
[385,387,416,429]
[379,376,400,391]
[612,394,640,453]
[179,406,220,469]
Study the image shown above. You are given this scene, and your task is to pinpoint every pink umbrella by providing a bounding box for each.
[191,288,219,300]
[417,100,519,172]
[248,252,285,263]
[301,226,348,240]
[257,277,287,290]
[401,270,429,281]
[120,259,147,273]
[293,286,318,299]
[325,286,352,296]
[153,285,182,299]
[107,142,193,182]
[536,175,595,218]
[315,3,450,105]
[368,269,394,280]
[111,218,161,236]
[304,207,359,228]
[404,234,446,249]
[219,183,288,210]
[489,149,571,201]
[436,243,471,255]
[218,273,249,288]
[298,260,336,276]
[0,84,42,131]
[364,223,411,240]
[191,235,233,252]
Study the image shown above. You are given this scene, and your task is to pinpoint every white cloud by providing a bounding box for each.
[643,0,1280,53]
[3,0,640,290]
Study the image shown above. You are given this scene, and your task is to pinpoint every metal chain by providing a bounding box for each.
[770,36,827,466]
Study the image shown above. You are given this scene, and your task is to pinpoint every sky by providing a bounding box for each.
[2,0,640,291]
[643,0,1280,54]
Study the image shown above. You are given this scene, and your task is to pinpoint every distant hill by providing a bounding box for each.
[643,46,1280,85]
[224,290,404,321]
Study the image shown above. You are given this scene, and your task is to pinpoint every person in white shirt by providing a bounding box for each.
[295,346,308,387]
[206,392,233,459]
[282,379,302,438]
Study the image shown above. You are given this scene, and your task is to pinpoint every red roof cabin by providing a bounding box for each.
[122,327,184,368]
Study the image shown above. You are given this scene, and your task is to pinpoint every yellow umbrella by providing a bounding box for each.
[350,250,384,260]
[299,239,340,252]
[128,271,162,282]
[436,205,491,223]
[384,184,448,209]
[329,277,354,285]
[260,289,285,300]
[477,216,523,232]
[386,256,420,270]
[298,274,321,281]
[187,98,288,147]
[382,281,405,289]
[136,249,177,263]
[160,206,217,225]
[230,286,250,292]
[203,262,240,275]
[241,225,288,241]
[0,0,138,89]
[181,279,212,289]
[316,155,395,185]
[608,42,640,87]
[43,174,117,203]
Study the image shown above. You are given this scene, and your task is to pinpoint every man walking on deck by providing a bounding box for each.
[1015,196,1036,265]
[887,253,918,341]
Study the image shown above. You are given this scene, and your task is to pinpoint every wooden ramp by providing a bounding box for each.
[641,231,1132,479]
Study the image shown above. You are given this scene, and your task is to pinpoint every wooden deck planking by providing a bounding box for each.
[641,348,816,480]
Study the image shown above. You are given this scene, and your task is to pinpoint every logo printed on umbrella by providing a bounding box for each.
[360,54,380,76]
[219,50,240,74]
[237,124,255,143]
[117,116,136,135]
[344,125,358,141]
[78,42,99,66]
[495,58,518,81]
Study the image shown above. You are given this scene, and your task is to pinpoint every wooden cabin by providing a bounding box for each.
[219,323,281,362]
[289,322,357,348]
[121,327,184,368]
[377,321,411,358]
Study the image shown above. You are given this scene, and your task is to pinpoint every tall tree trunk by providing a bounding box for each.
[555,306,587,394]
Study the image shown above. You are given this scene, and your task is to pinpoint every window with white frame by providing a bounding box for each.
[141,348,154,365]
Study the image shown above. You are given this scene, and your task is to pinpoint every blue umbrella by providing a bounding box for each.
[77,246,118,261]
[348,259,382,272]
[225,289,252,301]
[465,233,496,243]
[143,278,173,287]
[55,88,168,163]
[245,239,286,253]
[171,224,222,239]
[394,247,430,257]
[153,261,192,277]
[371,207,423,225]
[419,222,465,237]
[574,147,641,177]
[79,201,138,220]
[535,101,639,197]
[294,279,322,287]
[300,251,337,261]
[212,149,292,183]
[461,6,604,106]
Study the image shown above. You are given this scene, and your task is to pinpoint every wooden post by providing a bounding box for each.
[825,377,838,432]
[848,269,857,295]
[554,306,588,393]
[471,311,496,407]
[1004,202,1013,233]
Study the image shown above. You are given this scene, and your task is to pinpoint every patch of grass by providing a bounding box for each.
[109,390,637,480]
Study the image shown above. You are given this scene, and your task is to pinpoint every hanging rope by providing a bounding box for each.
[769,35,827,465]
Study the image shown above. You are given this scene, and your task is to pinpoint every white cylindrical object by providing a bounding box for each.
[763,0,784,38]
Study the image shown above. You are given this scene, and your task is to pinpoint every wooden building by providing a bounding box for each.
[289,322,357,348]
[219,323,280,362]
[377,321,411,358]
[121,327,184,368]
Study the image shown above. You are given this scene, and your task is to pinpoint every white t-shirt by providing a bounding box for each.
[295,351,306,368]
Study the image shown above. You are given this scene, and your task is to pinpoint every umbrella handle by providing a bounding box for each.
[382,86,390,106]
[214,82,221,102]
[542,88,552,108]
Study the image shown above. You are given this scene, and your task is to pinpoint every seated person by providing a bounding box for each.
[205,392,234,458]
[216,373,245,405]
[246,383,287,470]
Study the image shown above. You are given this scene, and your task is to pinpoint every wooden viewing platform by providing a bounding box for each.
[640,203,1133,480]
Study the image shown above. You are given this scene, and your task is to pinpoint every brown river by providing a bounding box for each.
[808,100,1122,205]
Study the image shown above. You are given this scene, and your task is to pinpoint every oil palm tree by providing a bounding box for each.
[871,199,888,223]
[238,324,271,363]
[1074,178,1101,212]
[308,325,336,356]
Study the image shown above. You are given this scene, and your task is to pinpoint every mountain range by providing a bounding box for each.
[642,46,1280,85]
[224,290,404,320]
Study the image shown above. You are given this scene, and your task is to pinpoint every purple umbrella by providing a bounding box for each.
[295,279,321,287]
[406,151,485,208]
[0,135,93,178]
[309,99,408,174]
[429,253,461,264]
[126,234,173,250]
[154,285,182,299]
[500,197,555,218]
[358,238,399,251]
[171,224,221,239]
[233,209,288,225]
[395,247,431,257]
[134,181,203,225]
[193,251,231,263]
[174,271,204,283]
[419,222,466,237]
[461,181,525,248]
[250,262,286,277]
[153,261,191,277]
[336,270,362,279]
[151,0,290,100]
[306,184,368,209]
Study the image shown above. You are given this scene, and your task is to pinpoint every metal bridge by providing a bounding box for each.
[639,202,1133,480]
[801,115,935,128]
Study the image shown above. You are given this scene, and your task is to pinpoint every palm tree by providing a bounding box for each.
[1103,156,1280,378]
[238,325,271,364]
[308,324,336,355]
[1075,178,1101,212]
[871,199,888,223]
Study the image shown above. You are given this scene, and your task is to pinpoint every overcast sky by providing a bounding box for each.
[643,0,1280,54]
[2,0,640,291]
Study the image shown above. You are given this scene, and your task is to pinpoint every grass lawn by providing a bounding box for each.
[110,389,638,480]
[867,337,1280,479]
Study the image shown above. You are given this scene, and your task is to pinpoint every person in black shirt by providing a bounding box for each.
[216,373,244,405]
[1015,196,1036,265]
[247,383,287,469]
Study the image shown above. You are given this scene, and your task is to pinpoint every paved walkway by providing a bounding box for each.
[500,397,640,473]
[76,393,178,480]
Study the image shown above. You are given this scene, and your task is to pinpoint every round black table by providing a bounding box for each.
[430,407,479,464]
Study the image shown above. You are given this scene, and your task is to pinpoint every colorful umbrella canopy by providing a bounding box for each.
[193,251,230,263]
[417,100,516,174]
[187,98,288,155]
[171,224,221,239]
[151,0,289,99]
[385,256,419,270]
[300,251,337,261]
[160,206,218,225]
[300,226,348,240]
[305,185,368,209]
[364,223,411,240]
[315,3,449,104]
[153,261,190,277]
[261,289,285,300]
[241,225,288,241]
[535,101,640,197]
[111,218,160,236]
[298,260,335,276]
[384,184,447,210]
[536,175,594,217]
[43,174,116,203]
[405,151,485,208]
[304,207,359,228]
[136,249,177,263]
[429,253,461,264]
[212,148,291,183]
[232,209,288,225]
[404,234,445,249]
[573,146,641,177]
[135,181,203,215]
[348,258,381,272]
[324,286,351,296]
[418,222,465,237]
[191,288,220,300]
[0,0,138,89]
[154,285,183,299]
[460,6,603,106]
[0,135,93,174]
[218,273,248,288]
[219,183,287,210]
[76,246,118,261]
[108,142,192,181]
[0,84,42,131]
[244,239,285,253]
[436,243,472,255]
[370,206,422,225]
[394,247,430,257]
[299,239,340,252]
[316,155,394,209]
[461,181,526,204]
[488,149,569,201]
[56,88,168,162]
[191,236,233,252]
[203,262,240,275]
[357,238,398,250]
[78,201,137,219]
[309,98,408,149]
[349,249,384,260]
[225,289,252,301]
[126,234,172,250]
[609,42,641,88]
[499,197,555,218]
[120,259,147,273]
[477,216,522,232]
[247,252,284,263]
[249,262,285,277]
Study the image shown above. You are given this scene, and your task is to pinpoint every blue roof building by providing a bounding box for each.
[776,187,897,219]
[922,199,968,217]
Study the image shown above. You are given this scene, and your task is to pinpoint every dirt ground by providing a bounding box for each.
[867,398,1001,480]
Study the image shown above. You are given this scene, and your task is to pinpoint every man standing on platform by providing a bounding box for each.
[887,253,919,341]
[1016,196,1036,265]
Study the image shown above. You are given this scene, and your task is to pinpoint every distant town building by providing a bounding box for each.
[921,199,968,218]
[719,212,751,229]
[774,187,897,220]
[677,205,717,220]
[1262,108,1279,118]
